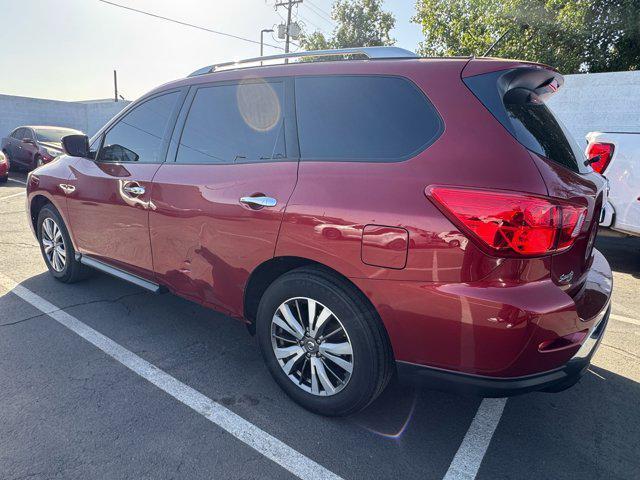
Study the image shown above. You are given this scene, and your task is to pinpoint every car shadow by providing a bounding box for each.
[2,271,639,479]
[596,235,640,278]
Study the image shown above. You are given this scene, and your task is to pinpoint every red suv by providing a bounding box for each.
[26,48,612,416]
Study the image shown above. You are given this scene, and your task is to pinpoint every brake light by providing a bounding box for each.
[428,187,587,256]
[586,142,614,174]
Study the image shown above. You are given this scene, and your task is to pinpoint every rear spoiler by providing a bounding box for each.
[462,59,564,101]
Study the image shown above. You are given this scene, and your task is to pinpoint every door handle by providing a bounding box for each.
[59,184,75,195]
[123,183,145,196]
[239,196,277,208]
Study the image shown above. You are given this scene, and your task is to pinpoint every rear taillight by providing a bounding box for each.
[428,187,587,257]
[586,142,614,174]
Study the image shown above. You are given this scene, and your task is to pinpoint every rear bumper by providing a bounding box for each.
[397,305,610,397]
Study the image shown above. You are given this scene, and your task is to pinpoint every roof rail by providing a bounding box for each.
[187,46,419,77]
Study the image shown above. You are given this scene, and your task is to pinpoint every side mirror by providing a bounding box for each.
[62,134,90,157]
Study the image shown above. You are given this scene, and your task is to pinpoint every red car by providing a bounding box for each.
[1,125,81,171]
[0,150,8,182]
[26,48,612,416]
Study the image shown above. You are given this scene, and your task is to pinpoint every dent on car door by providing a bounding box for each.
[149,78,299,316]
[65,90,185,278]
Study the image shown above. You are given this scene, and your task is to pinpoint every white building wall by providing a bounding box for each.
[0,94,129,138]
[547,70,640,147]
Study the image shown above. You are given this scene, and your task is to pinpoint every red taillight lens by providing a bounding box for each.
[586,142,614,174]
[429,187,587,256]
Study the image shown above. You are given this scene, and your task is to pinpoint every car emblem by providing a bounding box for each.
[558,271,574,284]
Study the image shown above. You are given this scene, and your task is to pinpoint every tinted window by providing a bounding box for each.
[504,88,586,173]
[295,76,442,161]
[97,92,180,163]
[13,128,26,140]
[176,81,286,164]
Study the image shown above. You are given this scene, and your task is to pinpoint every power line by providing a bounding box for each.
[97,0,284,50]
[306,0,333,21]
[305,5,333,27]
[297,15,329,34]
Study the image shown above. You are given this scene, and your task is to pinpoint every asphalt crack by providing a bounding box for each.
[0,241,39,249]
[0,291,148,327]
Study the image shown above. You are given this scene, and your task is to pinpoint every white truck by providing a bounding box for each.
[586,132,640,237]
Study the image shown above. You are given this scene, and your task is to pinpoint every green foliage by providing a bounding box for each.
[300,0,396,50]
[412,0,640,73]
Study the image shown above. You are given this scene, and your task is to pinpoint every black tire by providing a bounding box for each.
[256,266,394,416]
[0,175,7,183]
[37,204,91,283]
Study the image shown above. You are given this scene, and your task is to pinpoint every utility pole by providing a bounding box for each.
[113,70,118,102]
[275,0,303,54]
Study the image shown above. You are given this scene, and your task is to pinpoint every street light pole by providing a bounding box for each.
[260,28,274,59]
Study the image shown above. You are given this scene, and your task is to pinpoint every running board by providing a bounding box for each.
[77,254,163,294]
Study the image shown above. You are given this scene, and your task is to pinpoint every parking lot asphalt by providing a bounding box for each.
[1,172,639,480]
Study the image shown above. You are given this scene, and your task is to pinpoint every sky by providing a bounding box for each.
[0,0,423,101]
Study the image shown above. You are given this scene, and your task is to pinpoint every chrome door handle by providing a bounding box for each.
[239,196,277,208]
[59,184,75,195]
[123,184,145,196]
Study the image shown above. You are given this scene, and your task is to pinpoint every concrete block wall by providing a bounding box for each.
[0,94,129,138]
[547,70,640,147]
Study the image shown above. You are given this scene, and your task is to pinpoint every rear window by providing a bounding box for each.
[504,88,587,173]
[464,69,589,173]
[295,75,443,162]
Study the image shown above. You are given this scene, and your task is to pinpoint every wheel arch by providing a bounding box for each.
[29,194,53,233]
[243,256,386,340]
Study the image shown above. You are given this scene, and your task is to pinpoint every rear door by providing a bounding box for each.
[66,89,185,279]
[149,78,298,315]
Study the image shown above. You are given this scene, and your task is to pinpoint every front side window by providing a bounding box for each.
[97,91,180,163]
[295,75,443,161]
[176,80,286,164]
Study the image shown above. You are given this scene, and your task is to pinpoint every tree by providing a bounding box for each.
[300,0,395,50]
[412,0,640,74]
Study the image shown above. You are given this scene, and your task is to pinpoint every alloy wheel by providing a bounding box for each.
[270,297,354,396]
[41,217,66,272]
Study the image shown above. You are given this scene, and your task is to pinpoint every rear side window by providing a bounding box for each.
[295,75,443,161]
[504,88,586,173]
[98,91,180,163]
[464,69,589,173]
[176,80,286,164]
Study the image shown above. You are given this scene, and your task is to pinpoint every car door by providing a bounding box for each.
[65,89,185,279]
[10,128,27,166]
[21,128,39,168]
[149,78,299,315]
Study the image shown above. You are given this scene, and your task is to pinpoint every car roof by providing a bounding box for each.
[144,55,550,100]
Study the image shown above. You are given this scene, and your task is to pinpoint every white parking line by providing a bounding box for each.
[443,398,507,480]
[610,313,640,327]
[0,272,342,480]
[7,178,27,185]
[0,191,26,201]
